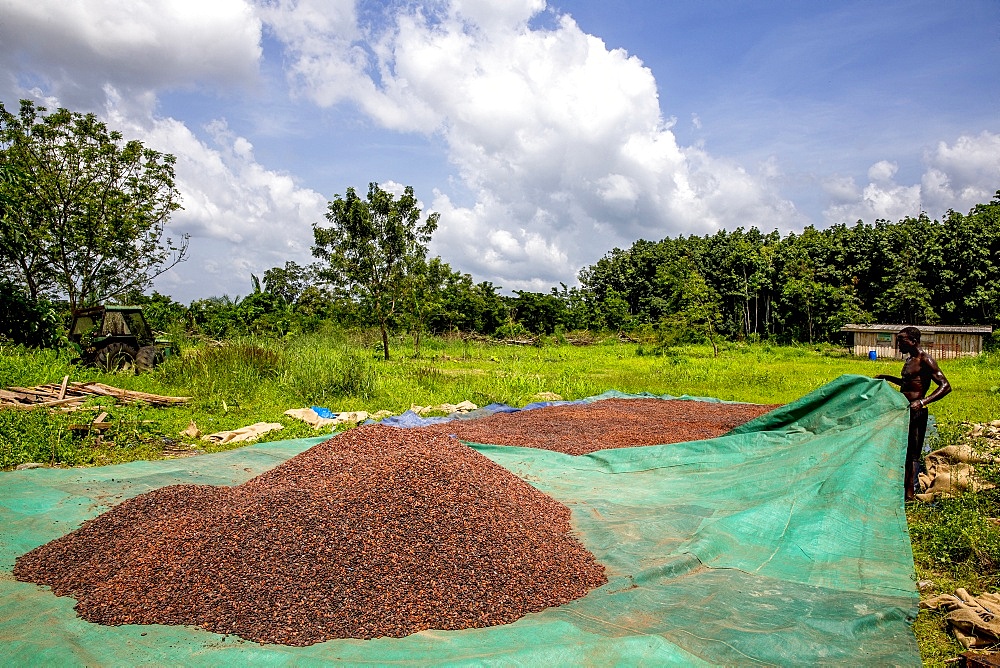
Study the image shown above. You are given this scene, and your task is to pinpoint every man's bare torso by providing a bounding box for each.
[899,352,934,402]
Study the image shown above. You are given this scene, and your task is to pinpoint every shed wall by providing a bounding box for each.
[851,331,984,359]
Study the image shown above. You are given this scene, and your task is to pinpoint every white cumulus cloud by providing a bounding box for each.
[920,131,1000,214]
[262,1,802,290]
[823,131,1000,224]
[101,91,328,298]
[0,0,262,108]
[4,0,994,301]
[0,1,327,299]
[867,160,898,182]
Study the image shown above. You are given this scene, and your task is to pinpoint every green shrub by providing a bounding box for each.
[494,320,532,340]
[192,341,284,379]
[0,281,63,348]
[158,339,284,409]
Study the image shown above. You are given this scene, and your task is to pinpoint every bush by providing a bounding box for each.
[0,408,99,468]
[494,320,532,340]
[0,281,63,348]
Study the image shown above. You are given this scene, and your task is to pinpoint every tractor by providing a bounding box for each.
[68,305,179,371]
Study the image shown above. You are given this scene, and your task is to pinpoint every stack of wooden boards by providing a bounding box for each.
[0,377,189,411]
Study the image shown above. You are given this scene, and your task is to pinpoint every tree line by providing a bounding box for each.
[576,196,1000,345]
[2,98,998,353]
[121,191,1000,353]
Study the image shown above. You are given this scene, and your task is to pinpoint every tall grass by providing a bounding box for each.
[279,334,378,404]
[160,339,284,408]
[3,335,999,467]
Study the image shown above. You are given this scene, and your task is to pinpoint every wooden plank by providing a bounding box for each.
[6,386,59,397]
[79,385,185,405]
[0,389,36,402]
[3,396,85,410]
[81,383,190,404]
[4,381,187,409]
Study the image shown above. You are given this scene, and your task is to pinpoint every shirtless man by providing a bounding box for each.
[875,326,952,500]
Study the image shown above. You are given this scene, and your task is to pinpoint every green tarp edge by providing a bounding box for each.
[0,374,919,666]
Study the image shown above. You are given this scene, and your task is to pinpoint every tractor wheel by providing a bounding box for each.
[135,346,164,372]
[95,342,138,371]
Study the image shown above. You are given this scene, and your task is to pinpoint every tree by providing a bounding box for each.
[188,295,241,339]
[0,157,51,299]
[239,275,292,335]
[263,261,313,304]
[935,198,1000,326]
[312,183,439,360]
[873,247,938,325]
[660,258,723,356]
[509,290,566,335]
[404,256,451,355]
[430,275,506,335]
[0,100,187,309]
[120,290,187,333]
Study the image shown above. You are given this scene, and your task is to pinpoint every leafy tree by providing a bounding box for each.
[705,228,780,340]
[578,240,675,326]
[567,193,1000,345]
[187,296,242,339]
[293,285,361,333]
[549,283,589,332]
[773,236,845,344]
[660,258,723,356]
[0,157,51,299]
[509,290,566,335]
[431,275,506,335]
[239,276,292,335]
[120,290,187,333]
[873,247,938,325]
[312,183,439,360]
[597,288,635,332]
[404,256,451,355]
[935,197,1000,327]
[0,100,188,310]
[263,261,313,304]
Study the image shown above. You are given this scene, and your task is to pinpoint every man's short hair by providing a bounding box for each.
[899,326,921,343]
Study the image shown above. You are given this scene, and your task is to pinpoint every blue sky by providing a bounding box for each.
[1,0,998,303]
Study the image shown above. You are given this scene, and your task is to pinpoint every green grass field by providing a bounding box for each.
[2,331,999,664]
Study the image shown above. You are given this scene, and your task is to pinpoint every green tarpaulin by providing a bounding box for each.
[0,374,920,665]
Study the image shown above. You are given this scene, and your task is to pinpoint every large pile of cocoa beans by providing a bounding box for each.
[14,398,774,646]
[14,425,606,645]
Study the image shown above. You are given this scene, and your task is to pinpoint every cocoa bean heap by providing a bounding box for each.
[14,425,606,646]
